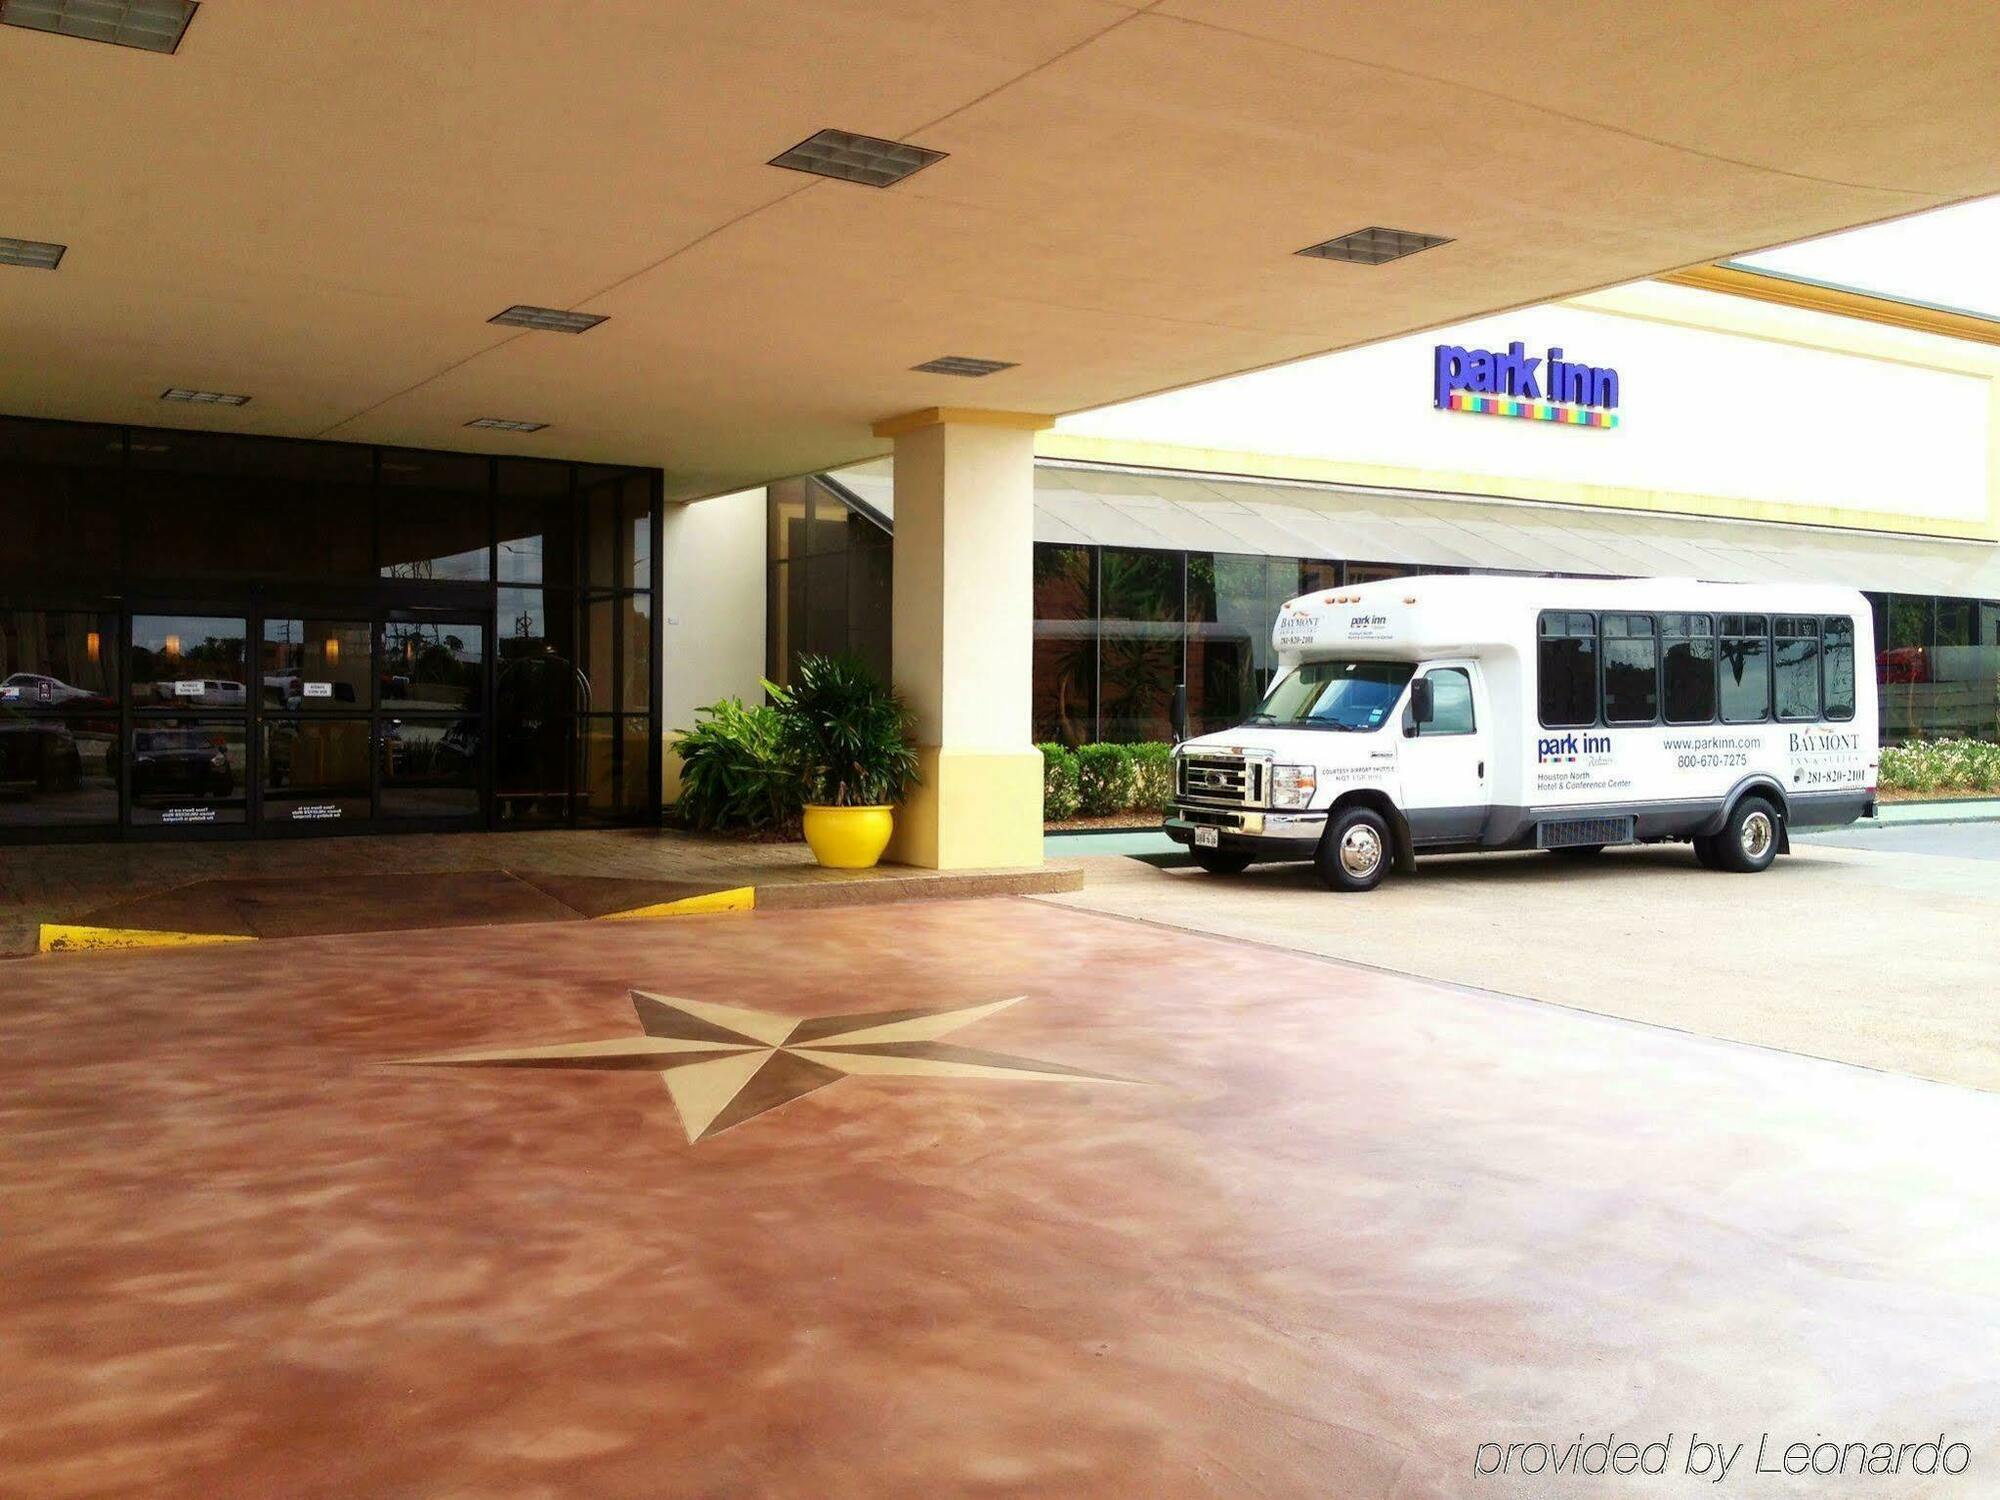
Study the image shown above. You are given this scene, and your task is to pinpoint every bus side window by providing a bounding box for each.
[1662,613,1716,724]
[1774,615,1821,721]
[1823,616,1856,721]
[1422,667,1476,735]
[1719,614,1770,724]
[1538,611,1597,728]
[1601,613,1659,725]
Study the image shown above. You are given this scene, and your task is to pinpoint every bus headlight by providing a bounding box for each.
[1270,764,1317,808]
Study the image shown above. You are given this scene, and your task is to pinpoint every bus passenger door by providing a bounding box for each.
[1397,662,1490,844]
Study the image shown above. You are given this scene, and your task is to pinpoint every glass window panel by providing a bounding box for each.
[620,593,652,714]
[1823,617,1856,723]
[581,596,615,715]
[126,470,292,580]
[1033,631,1098,747]
[496,708,573,826]
[380,621,484,713]
[261,619,371,710]
[1098,549,1182,743]
[768,478,810,565]
[616,715,653,818]
[379,717,481,819]
[807,485,850,556]
[1662,635,1717,725]
[1299,559,1340,595]
[1537,612,1597,728]
[0,709,117,828]
[805,553,847,660]
[496,463,575,586]
[262,719,372,827]
[582,471,653,589]
[1423,667,1476,735]
[127,718,247,826]
[847,543,893,683]
[379,449,491,581]
[1187,554,1269,736]
[578,716,617,820]
[130,615,247,709]
[1720,631,1770,724]
[1773,632,1821,721]
[1033,545,1095,622]
[1601,615,1659,725]
[621,476,653,590]
[1,609,118,706]
[0,461,120,586]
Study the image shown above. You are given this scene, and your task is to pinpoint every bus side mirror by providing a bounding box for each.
[1171,683,1188,744]
[1405,678,1433,737]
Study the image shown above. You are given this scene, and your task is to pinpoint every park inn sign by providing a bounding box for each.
[1434,340,1622,429]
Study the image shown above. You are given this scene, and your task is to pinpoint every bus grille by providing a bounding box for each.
[1536,816,1635,849]
[1177,753,1265,809]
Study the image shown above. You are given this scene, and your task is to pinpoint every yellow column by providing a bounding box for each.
[871,408,1053,869]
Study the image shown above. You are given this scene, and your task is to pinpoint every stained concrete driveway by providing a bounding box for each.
[2,898,1996,1497]
[1041,840,2000,1092]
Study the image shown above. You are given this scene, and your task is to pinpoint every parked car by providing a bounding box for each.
[129,728,234,802]
[2,671,95,706]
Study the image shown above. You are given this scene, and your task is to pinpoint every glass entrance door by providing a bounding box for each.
[378,615,487,824]
[258,616,374,832]
[127,611,251,831]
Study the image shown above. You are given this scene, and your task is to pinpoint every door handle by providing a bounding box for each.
[1477,760,1485,778]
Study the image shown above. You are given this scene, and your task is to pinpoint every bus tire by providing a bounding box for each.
[1713,796,1781,874]
[1691,835,1722,870]
[1317,807,1391,893]
[1191,847,1252,876]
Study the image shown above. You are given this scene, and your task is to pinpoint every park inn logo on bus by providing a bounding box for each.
[1434,340,1621,429]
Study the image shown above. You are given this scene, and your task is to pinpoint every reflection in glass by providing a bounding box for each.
[380,718,481,818]
[1,609,118,706]
[496,467,575,586]
[1719,618,1770,724]
[379,450,491,581]
[380,622,485,712]
[1098,549,1182,743]
[620,593,652,713]
[262,619,371,710]
[0,710,117,827]
[130,615,248,708]
[262,719,372,826]
[579,716,617,818]
[127,718,247,825]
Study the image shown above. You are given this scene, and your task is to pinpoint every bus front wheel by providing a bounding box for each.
[1317,807,1392,893]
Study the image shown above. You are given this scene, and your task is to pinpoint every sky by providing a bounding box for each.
[1728,195,2000,321]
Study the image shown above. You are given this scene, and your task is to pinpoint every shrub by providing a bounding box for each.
[1881,738,2000,794]
[1075,743,1137,816]
[674,697,800,832]
[1038,742,1081,820]
[766,653,919,807]
[1127,741,1175,814]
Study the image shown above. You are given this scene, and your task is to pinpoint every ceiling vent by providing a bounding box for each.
[1297,226,1452,266]
[911,355,1017,377]
[488,305,607,334]
[0,0,198,54]
[770,128,945,188]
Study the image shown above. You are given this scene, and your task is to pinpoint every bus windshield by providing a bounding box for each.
[1243,659,1414,731]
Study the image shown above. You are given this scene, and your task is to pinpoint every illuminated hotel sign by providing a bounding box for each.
[1434,340,1621,429]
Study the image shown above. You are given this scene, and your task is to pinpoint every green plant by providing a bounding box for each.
[1880,738,2000,794]
[1038,742,1081,820]
[766,653,919,807]
[1128,741,1175,814]
[1075,743,1137,816]
[674,697,800,831]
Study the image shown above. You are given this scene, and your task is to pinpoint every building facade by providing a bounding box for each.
[755,280,2000,754]
[0,418,661,842]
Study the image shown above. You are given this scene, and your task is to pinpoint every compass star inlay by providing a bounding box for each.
[394,992,1134,1142]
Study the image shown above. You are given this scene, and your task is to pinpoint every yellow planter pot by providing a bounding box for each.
[801,804,895,869]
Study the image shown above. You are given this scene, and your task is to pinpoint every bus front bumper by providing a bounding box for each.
[1163,806,1327,859]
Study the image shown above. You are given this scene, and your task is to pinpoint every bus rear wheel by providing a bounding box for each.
[1317,807,1391,893]
[1711,797,1781,874]
[1190,847,1252,876]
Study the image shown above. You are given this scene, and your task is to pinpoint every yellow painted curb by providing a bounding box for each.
[597,887,756,922]
[38,923,258,955]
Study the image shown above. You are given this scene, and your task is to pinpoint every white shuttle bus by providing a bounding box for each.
[1164,576,1876,891]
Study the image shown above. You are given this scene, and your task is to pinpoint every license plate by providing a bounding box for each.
[1193,826,1220,848]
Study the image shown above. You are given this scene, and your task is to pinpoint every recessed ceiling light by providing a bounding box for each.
[1,0,198,54]
[1297,226,1453,266]
[911,355,1017,377]
[0,236,66,270]
[160,387,250,406]
[466,417,548,433]
[769,128,945,188]
[488,304,607,334]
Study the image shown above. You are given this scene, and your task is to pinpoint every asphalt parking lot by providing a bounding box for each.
[1040,823,2000,1093]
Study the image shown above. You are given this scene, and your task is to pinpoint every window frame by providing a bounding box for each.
[1772,614,1823,723]
[1717,613,1773,725]
[1821,614,1857,723]
[1598,611,1661,727]
[1660,612,1718,726]
[1415,664,1477,737]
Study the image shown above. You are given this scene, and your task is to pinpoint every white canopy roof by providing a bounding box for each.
[826,459,2000,600]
